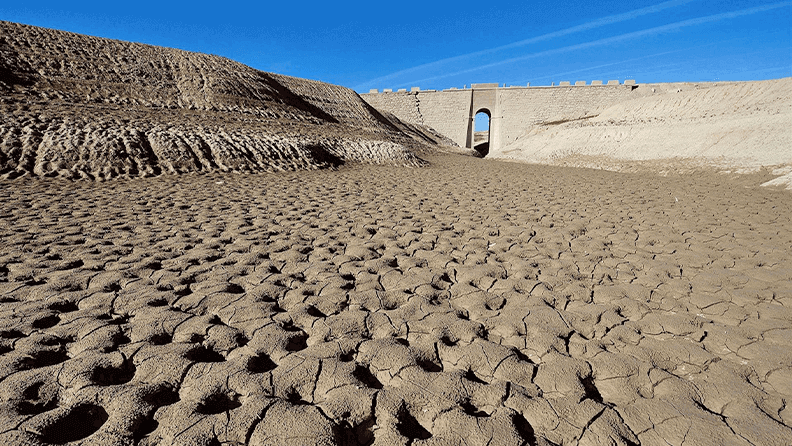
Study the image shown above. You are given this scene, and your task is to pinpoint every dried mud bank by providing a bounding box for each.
[0,21,450,180]
[493,78,792,189]
[1,155,790,445]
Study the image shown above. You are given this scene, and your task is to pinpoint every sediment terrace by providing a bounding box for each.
[1,156,790,445]
[363,78,792,188]
[0,21,449,180]
[496,78,792,177]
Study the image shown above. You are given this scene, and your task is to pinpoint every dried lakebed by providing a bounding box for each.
[0,155,790,445]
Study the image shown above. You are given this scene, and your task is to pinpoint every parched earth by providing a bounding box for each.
[0,155,790,445]
[493,78,792,190]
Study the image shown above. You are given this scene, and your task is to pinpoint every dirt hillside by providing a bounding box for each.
[0,21,450,180]
[492,78,792,189]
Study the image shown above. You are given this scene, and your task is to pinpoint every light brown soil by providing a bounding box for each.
[1,155,790,445]
[0,21,454,181]
[495,78,792,189]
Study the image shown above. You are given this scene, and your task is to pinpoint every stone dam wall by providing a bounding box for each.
[362,83,643,154]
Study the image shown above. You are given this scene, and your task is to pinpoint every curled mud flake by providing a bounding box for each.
[460,400,491,418]
[17,382,59,415]
[108,313,132,325]
[284,333,309,352]
[132,417,159,442]
[31,314,60,329]
[464,368,489,384]
[188,333,205,343]
[91,358,136,386]
[439,335,457,347]
[0,329,26,339]
[333,416,377,446]
[143,260,162,271]
[352,364,383,390]
[21,349,70,370]
[511,412,539,445]
[580,375,604,403]
[235,333,249,347]
[226,283,245,294]
[196,391,243,415]
[107,331,132,350]
[285,388,310,405]
[246,353,277,374]
[142,385,180,407]
[306,305,326,318]
[396,405,432,441]
[416,358,443,373]
[147,297,169,307]
[102,282,122,292]
[38,404,109,444]
[174,286,192,297]
[184,345,225,363]
[149,332,173,345]
[47,300,78,313]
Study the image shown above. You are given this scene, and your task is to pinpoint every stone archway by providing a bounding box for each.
[465,84,501,155]
[473,109,491,157]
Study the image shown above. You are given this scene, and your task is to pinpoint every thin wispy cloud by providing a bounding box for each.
[400,1,792,87]
[518,32,772,84]
[356,0,698,89]
[530,46,710,83]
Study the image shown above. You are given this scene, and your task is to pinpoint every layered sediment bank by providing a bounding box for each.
[0,21,450,180]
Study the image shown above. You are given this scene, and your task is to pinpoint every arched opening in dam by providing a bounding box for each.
[473,109,490,157]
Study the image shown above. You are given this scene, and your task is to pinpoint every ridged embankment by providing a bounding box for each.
[0,21,448,180]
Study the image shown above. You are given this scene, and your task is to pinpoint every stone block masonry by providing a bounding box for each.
[496,85,636,147]
[364,89,473,146]
[362,82,637,154]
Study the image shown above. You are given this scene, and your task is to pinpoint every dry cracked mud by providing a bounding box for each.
[0,155,790,445]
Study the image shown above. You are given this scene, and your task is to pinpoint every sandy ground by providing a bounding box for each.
[0,155,790,445]
[493,78,792,189]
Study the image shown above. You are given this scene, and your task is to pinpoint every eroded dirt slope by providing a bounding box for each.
[1,156,790,445]
[0,21,447,180]
[494,78,792,188]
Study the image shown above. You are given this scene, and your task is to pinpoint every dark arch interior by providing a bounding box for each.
[474,109,490,157]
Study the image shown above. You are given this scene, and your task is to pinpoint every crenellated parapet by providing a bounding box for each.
[364,79,637,94]
[362,80,639,154]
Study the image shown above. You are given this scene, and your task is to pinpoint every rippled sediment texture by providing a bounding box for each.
[0,21,447,181]
[0,156,790,445]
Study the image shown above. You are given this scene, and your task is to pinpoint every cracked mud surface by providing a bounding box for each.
[1,155,790,445]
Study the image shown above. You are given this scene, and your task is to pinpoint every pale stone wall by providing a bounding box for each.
[417,90,473,148]
[362,92,422,125]
[362,90,473,147]
[496,86,635,147]
[362,84,634,152]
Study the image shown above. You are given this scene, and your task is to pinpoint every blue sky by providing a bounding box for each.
[2,1,790,93]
